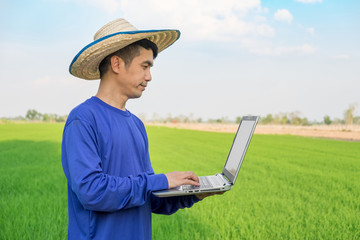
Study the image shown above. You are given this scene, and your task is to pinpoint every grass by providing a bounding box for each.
[0,123,66,240]
[0,123,359,239]
[147,126,360,239]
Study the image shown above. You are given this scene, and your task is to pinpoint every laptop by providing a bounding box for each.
[153,116,259,197]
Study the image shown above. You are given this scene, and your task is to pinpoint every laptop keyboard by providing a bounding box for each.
[182,175,223,190]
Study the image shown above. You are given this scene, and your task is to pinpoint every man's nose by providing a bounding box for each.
[145,70,152,82]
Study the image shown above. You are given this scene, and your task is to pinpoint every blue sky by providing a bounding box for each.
[1,0,359,121]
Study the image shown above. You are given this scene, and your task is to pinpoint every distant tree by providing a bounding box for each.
[26,109,42,121]
[177,114,188,123]
[301,118,310,126]
[42,113,50,122]
[273,113,281,124]
[165,113,172,123]
[281,115,289,124]
[208,119,216,123]
[216,117,229,124]
[273,113,289,125]
[323,115,332,125]
[260,114,273,124]
[289,111,302,125]
[353,116,360,124]
[55,115,67,122]
[188,113,195,123]
[333,118,344,124]
[344,103,357,125]
[235,116,242,124]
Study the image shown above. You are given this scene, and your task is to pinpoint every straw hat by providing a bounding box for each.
[69,18,180,80]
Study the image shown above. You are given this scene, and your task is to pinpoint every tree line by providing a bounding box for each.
[1,104,358,125]
[0,109,67,122]
[144,104,360,126]
[25,109,67,122]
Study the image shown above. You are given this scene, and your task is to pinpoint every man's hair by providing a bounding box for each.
[99,39,158,78]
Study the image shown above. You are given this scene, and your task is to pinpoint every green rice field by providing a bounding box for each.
[0,123,359,239]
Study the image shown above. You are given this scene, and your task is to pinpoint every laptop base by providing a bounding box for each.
[153,174,232,198]
[153,184,231,198]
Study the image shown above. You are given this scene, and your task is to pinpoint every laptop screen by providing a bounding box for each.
[223,116,258,184]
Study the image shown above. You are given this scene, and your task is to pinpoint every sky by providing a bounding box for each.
[1,0,359,122]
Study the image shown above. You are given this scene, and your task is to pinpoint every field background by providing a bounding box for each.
[0,123,359,239]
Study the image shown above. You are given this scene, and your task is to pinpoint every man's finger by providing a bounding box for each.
[183,179,200,186]
[165,171,200,189]
[185,171,199,183]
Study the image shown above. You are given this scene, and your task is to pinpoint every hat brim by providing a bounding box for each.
[69,29,180,80]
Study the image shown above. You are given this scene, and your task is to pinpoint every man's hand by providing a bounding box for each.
[195,191,225,200]
[165,171,200,189]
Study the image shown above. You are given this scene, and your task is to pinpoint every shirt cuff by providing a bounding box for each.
[148,173,168,191]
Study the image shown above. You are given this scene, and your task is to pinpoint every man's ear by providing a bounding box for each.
[110,55,124,74]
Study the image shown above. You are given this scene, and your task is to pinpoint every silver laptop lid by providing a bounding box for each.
[222,116,258,184]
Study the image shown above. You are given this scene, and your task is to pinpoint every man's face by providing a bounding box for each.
[116,47,154,99]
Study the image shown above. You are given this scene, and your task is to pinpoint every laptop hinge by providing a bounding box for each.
[218,173,232,185]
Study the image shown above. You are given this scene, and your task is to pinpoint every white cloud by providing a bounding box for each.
[295,0,322,3]
[274,9,293,24]
[298,24,315,36]
[74,0,274,42]
[71,0,318,57]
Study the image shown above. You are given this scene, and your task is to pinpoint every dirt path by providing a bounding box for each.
[146,123,360,142]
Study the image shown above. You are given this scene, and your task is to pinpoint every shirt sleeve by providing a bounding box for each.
[61,119,169,212]
[150,194,201,215]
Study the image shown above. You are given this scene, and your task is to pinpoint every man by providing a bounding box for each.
[62,18,218,240]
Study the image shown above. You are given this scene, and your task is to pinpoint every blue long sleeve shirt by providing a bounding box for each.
[61,97,199,240]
